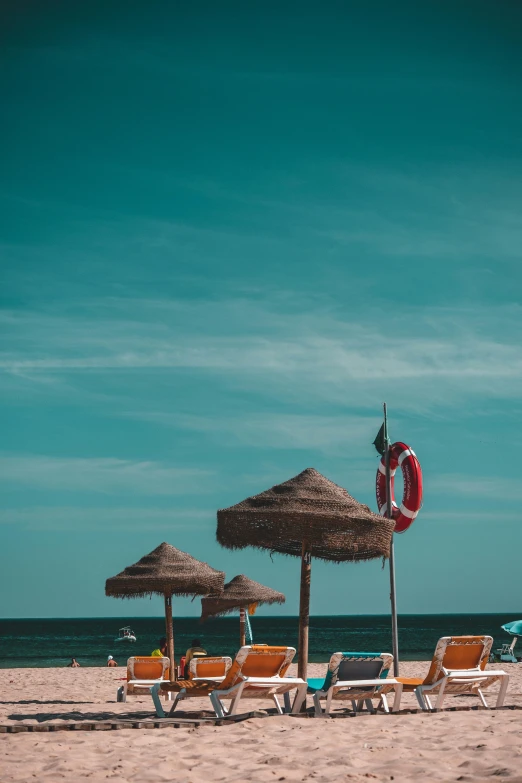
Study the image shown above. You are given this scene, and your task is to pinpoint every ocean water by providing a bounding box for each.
[0,614,515,668]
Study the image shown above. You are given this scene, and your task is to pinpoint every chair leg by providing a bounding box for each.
[228,682,246,716]
[313,692,323,717]
[210,692,226,719]
[291,685,308,715]
[212,694,230,717]
[435,680,448,711]
[324,688,335,716]
[150,684,165,718]
[415,687,428,711]
[167,690,185,716]
[380,694,389,713]
[283,691,292,713]
[495,675,509,708]
[391,684,403,713]
[291,684,308,715]
[364,699,375,713]
[272,695,284,715]
[477,689,488,708]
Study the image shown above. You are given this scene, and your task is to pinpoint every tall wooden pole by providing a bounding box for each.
[239,606,246,648]
[384,403,400,676]
[298,540,312,682]
[164,593,176,683]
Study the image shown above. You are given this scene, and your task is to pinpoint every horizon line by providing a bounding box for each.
[0,611,517,621]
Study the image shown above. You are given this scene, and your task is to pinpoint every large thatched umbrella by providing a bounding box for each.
[201,574,285,647]
[105,542,225,682]
[217,468,394,680]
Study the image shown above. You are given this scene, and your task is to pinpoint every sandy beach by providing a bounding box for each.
[1,661,521,782]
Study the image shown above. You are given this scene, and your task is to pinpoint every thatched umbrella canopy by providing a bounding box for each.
[217,468,394,679]
[201,574,285,647]
[106,542,225,682]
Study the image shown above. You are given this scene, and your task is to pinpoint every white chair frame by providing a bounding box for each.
[313,678,403,717]
[117,656,171,703]
[415,667,510,711]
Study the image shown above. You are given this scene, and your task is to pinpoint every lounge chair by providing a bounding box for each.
[150,644,307,718]
[307,652,402,716]
[495,638,518,663]
[117,656,170,702]
[188,656,232,681]
[398,636,509,711]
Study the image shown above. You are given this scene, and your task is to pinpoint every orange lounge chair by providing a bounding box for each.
[117,656,170,702]
[398,636,509,711]
[150,645,307,718]
[188,656,232,681]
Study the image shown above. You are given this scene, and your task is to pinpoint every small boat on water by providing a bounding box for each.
[115,626,137,643]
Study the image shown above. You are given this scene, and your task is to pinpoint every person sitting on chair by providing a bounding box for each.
[184,638,207,677]
[150,637,168,657]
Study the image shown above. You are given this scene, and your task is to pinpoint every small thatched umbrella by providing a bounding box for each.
[217,468,394,680]
[105,542,225,682]
[201,574,286,647]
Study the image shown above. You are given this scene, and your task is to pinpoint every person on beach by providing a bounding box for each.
[107,655,118,667]
[68,658,81,667]
[184,638,207,676]
[151,637,168,657]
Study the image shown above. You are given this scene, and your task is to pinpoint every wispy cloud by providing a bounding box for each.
[126,411,381,454]
[2,331,520,378]
[1,298,521,413]
[420,510,520,524]
[0,456,212,495]
[429,473,517,501]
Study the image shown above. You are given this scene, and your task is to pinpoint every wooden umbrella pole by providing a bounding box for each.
[239,606,246,648]
[298,540,312,682]
[164,593,176,683]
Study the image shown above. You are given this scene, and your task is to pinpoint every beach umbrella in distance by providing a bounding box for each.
[502,621,522,636]
[501,620,522,658]
[105,542,225,683]
[201,574,286,647]
[217,468,394,680]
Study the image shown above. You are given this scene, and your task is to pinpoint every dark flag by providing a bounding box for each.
[373,423,386,456]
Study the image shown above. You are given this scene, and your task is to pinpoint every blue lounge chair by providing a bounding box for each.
[307,652,402,716]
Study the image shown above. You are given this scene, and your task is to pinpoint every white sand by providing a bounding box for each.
[1,662,521,782]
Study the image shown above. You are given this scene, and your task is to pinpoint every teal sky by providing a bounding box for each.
[2,0,522,619]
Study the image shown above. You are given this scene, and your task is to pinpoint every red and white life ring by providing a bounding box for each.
[375,441,422,533]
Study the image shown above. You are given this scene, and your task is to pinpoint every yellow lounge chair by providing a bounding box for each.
[150,645,307,718]
[188,656,232,681]
[117,656,170,702]
[398,636,509,711]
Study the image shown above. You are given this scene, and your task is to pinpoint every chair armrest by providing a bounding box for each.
[445,669,507,677]
[333,678,400,688]
[192,676,227,682]
[242,677,306,686]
